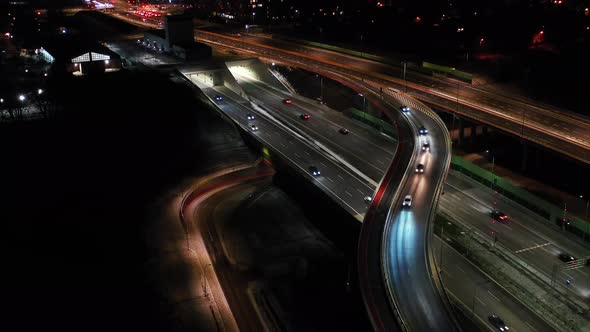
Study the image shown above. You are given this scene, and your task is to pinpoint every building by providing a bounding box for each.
[144,14,211,60]
[39,37,122,75]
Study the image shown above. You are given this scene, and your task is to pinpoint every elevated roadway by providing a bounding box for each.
[195,30,590,166]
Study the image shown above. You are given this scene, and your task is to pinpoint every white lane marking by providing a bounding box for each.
[289,140,295,145]
[345,190,353,197]
[526,321,538,332]
[356,188,364,195]
[487,290,500,302]
[304,151,311,156]
[320,161,327,167]
[280,142,287,148]
[337,175,345,180]
[294,153,301,158]
[377,159,385,164]
[515,242,551,254]
[475,297,486,306]
[326,176,334,183]
[455,265,465,274]
[501,223,513,230]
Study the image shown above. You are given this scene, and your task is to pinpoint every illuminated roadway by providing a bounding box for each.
[103,1,590,165]
[226,73,571,330]
[101,9,570,331]
[193,30,590,166]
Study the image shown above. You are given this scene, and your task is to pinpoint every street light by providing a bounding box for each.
[18,94,25,102]
[316,74,324,102]
[401,61,407,92]
[358,93,366,112]
[37,89,43,95]
[580,195,589,240]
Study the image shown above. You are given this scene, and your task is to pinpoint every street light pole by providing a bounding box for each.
[580,195,589,241]
[402,61,407,92]
[320,76,324,101]
[521,109,526,138]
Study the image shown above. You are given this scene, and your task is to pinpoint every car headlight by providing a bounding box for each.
[500,328,504,331]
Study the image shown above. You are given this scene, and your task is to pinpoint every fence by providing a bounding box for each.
[423,62,473,83]
[347,108,396,136]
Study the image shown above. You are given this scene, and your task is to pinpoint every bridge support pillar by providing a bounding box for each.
[521,141,528,171]
[482,126,489,135]
[470,125,477,143]
[458,119,464,145]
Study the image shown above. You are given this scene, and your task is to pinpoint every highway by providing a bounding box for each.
[232,73,395,182]
[193,30,590,165]
[180,69,377,221]
[199,72,565,331]
[380,95,458,331]
[101,9,573,331]
[433,236,558,332]
[103,3,590,165]
[441,172,590,300]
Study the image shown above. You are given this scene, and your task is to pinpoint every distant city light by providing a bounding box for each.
[18,95,25,102]
[37,89,43,95]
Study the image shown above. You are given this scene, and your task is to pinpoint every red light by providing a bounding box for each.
[415,16,421,23]
[540,30,544,34]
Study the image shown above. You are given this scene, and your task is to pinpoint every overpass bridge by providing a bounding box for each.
[179,58,460,332]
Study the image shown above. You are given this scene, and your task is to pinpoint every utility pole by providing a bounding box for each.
[402,61,407,92]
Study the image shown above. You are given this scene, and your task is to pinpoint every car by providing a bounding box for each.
[282,98,292,104]
[364,196,373,204]
[402,195,412,208]
[214,95,223,101]
[339,128,349,135]
[309,166,320,176]
[246,113,255,120]
[419,126,428,135]
[316,97,327,105]
[300,113,311,120]
[400,105,410,113]
[422,142,430,152]
[490,210,508,222]
[558,253,577,263]
[415,164,425,173]
[248,123,258,131]
[488,315,509,331]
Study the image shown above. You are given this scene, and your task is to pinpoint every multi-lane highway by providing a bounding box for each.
[190,69,565,331]
[180,69,378,220]
[193,30,590,166]
[433,236,558,332]
[233,73,395,182]
[441,172,590,300]
[100,9,579,331]
[376,93,458,331]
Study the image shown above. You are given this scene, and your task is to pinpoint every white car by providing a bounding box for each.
[402,195,412,208]
[248,123,258,131]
